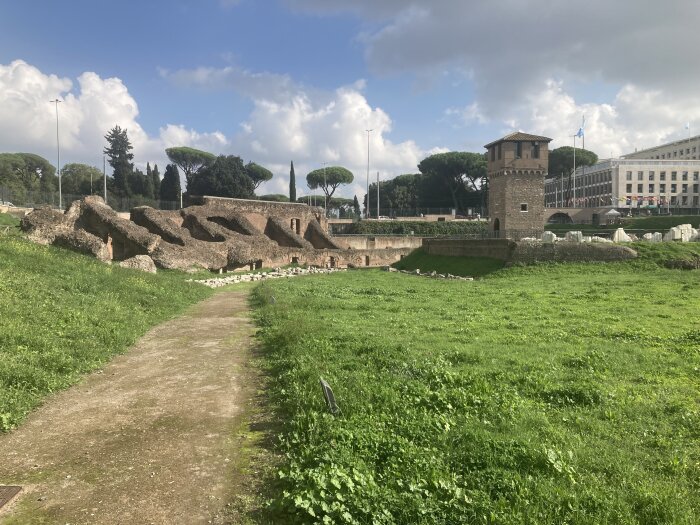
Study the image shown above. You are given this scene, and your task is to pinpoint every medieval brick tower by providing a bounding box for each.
[485,132,552,237]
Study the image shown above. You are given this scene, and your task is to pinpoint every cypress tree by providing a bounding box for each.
[160,164,181,202]
[289,160,296,202]
[151,164,161,199]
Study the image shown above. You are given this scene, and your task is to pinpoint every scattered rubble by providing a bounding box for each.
[540,224,698,244]
[190,266,347,288]
[382,266,474,281]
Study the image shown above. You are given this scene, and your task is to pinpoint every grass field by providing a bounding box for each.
[252,254,700,524]
[0,212,20,231]
[0,234,212,431]
[392,248,505,277]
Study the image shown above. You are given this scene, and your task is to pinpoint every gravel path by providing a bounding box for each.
[0,290,257,524]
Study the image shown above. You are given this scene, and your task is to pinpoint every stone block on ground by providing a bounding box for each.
[565,231,583,243]
[119,255,157,273]
[612,228,632,242]
[541,231,557,243]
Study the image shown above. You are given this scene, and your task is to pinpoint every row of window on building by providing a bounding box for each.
[625,170,700,181]
[653,146,698,159]
[625,183,700,194]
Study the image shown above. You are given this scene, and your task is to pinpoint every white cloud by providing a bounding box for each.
[164,64,427,197]
[1,60,426,199]
[0,60,232,187]
[504,79,700,158]
[445,102,488,125]
[289,0,700,158]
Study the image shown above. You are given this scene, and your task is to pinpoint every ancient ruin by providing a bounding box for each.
[20,196,411,272]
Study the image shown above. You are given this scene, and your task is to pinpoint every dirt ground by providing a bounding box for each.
[0,289,262,525]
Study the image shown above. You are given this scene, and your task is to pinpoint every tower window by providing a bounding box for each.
[531,142,540,159]
[515,142,522,158]
[520,203,528,212]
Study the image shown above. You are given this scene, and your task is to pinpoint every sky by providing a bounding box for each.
[2,0,700,199]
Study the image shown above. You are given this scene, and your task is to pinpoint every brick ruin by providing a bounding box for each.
[20,196,411,272]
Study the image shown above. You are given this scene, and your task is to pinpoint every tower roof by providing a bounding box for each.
[484,132,552,148]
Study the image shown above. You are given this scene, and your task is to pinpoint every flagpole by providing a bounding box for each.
[573,134,576,207]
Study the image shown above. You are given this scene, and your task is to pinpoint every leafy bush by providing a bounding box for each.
[347,220,487,236]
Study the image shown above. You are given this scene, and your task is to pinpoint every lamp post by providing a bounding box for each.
[50,99,62,209]
[365,129,373,219]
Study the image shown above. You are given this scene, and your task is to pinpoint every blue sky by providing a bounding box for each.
[2,0,699,198]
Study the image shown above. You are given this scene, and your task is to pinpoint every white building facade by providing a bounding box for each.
[623,134,700,161]
[545,159,700,212]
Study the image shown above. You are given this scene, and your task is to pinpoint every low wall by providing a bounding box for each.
[334,236,424,250]
[511,241,637,264]
[424,239,515,260]
[1,206,31,217]
[423,239,637,264]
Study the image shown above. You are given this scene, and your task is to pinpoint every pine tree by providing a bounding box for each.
[103,125,134,197]
[289,160,296,202]
[160,164,181,202]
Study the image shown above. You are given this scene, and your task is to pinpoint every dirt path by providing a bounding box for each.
[0,289,259,525]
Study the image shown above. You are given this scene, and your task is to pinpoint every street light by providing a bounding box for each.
[365,129,373,219]
[50,99,62,209]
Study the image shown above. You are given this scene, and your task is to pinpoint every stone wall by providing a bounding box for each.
[334,236,424,250]
[510,241,637,264]
[423,238,636,264]
[424,239,516,260]
[488,171,546,232]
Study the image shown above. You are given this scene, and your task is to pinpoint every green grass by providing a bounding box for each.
[0,236,212,431]
[0,212,21,235]
[392,248,505,277]
[623,215,700,230]
[252,254,700,524]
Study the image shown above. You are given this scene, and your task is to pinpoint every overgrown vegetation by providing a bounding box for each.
[0,212,20,228]
[347,220,487,236]
[392,248,504,277]
[0,236,212,431]
[623,215,700,230]
[252,254,700,524]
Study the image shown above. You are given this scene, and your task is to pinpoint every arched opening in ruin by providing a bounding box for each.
[291,256,299,264]
[105,233,114,260]
[210,216,251,235]
[547,212,574,224]
[328,256,336,268]
[365,255,370,266]
[493,218,500,232]
[249,259,263,271]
